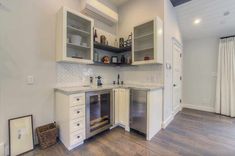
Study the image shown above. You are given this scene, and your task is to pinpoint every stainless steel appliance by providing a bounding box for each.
[130,89,147,134]
[86,90,113,138]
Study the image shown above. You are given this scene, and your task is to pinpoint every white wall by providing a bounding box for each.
[182,37,219,112]
[163,0,182,124]
[118,0,164,85]
[0,0,82,154]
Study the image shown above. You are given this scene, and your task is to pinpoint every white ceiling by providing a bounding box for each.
[175,0,235,40]
[109,0,129,7]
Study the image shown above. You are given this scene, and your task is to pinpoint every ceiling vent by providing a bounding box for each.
[81,0,118,26]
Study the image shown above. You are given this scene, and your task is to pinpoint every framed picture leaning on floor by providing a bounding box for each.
[8,115,34,156]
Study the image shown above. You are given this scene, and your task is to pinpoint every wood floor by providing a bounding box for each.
[24,109,235,156]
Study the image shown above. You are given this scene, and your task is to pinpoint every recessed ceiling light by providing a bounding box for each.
[194,18,201,25]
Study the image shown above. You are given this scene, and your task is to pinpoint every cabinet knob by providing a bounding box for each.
[76,98,80,101]
[77,111,80,114]
[77,136,80,139]
[77,123,80,126]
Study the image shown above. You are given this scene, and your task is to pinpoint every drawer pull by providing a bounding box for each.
[77,136,80,139]
[77,123,80,126]
[77,111,80,114]
[76,98,80,101]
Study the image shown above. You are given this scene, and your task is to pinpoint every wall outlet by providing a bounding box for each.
[0,142,4,156]
[27,75,34,85]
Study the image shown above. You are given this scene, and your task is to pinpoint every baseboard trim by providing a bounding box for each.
[172,105,182,116]
[182,104,215,112]
[162,114,174,129]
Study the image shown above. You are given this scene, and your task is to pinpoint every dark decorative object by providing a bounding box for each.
[96,76,103,86]
[100,35,106,45]
[36,123,57,149]
[111,56,118,63]
[102,56,110,64]
[121,55,126,63]
[94,28,98,42]
[119,33,132,48]
[9,115,34,156]
[124,33,132,47]
[144,56,150,60]
[119,38,124,48]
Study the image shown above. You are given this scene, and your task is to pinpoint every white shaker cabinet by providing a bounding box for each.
[55,92,86,150]
[132,17,163,65]
[146,89,163,140]
[113,88,130,131]
[56,7,94,64]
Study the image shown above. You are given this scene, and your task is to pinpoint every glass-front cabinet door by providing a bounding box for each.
[86,90,113,138]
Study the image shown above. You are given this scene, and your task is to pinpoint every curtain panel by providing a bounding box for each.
[216,37,235,117]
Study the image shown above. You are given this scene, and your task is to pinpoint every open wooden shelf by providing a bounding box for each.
[93,61,132,67]
[94,43,131,53]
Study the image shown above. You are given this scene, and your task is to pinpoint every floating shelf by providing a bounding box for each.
[94,43,131,53]
[134,33,153,40]
[134,47,154,53]
[67,43,90,50]
[67,25,90,36]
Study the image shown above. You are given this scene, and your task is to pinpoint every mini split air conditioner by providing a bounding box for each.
[81,0,118,26]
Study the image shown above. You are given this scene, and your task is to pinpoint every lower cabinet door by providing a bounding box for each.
[114,89,130,128]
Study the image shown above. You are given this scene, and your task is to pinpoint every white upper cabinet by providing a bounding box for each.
[132,17,163,65]
[56,7,94,64]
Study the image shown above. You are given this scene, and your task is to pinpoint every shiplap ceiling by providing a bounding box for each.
[109,0,129,6]
[175,0,235,40]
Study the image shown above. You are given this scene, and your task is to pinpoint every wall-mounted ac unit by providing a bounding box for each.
[81,0,118,26]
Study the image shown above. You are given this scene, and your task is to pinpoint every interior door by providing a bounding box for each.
[172,39,182,115]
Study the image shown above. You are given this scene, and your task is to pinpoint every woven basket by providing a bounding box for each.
[36,123,57,149]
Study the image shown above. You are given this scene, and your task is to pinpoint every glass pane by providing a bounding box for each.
[90,95,100,122]
[89,93,110,132]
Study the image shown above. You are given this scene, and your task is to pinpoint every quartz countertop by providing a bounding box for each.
[55,84,164,95]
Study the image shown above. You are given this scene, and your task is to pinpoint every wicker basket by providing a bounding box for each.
[36,123,57,149]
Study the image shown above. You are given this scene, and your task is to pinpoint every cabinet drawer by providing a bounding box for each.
[70,93,85,107]
[70,130,85,145]
[70,105,85,120]
[70,118,85,132]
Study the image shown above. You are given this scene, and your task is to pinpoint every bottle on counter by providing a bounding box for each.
[121,55,125,64]
[94,29,98,42]
[114,39,118,48]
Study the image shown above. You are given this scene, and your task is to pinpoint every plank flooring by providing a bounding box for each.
[24,109,235,156]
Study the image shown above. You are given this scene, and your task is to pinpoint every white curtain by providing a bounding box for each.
[215,37,235,117]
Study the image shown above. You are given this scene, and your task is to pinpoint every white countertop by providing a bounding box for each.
[55,84,164,95]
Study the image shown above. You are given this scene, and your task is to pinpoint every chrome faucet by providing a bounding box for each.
[117,74,120,85]
[89,77,93,85]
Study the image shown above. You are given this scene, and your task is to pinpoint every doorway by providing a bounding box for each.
[172,38,183,115]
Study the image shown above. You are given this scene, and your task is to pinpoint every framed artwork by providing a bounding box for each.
[8,115,34,156]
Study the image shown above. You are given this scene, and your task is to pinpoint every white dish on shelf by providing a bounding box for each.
[71,35,82,45]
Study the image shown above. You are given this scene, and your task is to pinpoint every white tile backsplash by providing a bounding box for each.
[57,62,163,87]
[56,63,118,87]
[120,65,164,85]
